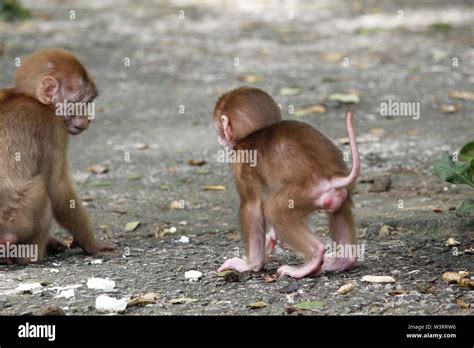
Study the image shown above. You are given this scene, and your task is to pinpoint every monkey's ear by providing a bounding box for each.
[221,115,233,142]
[37,76,59,105]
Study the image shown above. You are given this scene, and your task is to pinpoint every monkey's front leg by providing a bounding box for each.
[51,185,115,254]
[218,200,266,273]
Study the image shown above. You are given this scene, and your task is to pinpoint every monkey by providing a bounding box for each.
[0,48,116,264]
[213,87,360,278]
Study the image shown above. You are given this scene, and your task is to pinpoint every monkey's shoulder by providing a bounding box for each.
[0,94,56,123]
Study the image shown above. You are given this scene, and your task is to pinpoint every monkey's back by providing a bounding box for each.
[0,94,60,190]
[234,120,349,191]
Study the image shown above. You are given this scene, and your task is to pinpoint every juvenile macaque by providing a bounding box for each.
[0,48,115,264]
[214,87,360,278]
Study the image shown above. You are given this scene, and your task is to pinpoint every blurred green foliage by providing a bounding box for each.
[0,0,30,21]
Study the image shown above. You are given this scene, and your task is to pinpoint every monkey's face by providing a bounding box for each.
[38,75,97,135]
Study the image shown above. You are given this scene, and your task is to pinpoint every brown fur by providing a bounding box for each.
[214,87,357,275]
[0,49,114,264]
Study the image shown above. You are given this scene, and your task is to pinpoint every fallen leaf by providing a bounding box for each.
[377,224,393,237]
[155,226,177,238]
[387,290,408,296]
[112,205,127,214]
[456,298,470,309]
[335,282,356,295]
[188,159,207,166]
[160,184,171,191]
[136,143,149,150]
[370,128,385,136]
[237,74,263,83]
[169,297,198,304]
[328,93,360,104]
[319,52,344,62]
[279,87,301,96]
[89,180,112,188]
[294,104,326,117]
[127,175,141,181]
[203,185,226,191]
[264,274,278,283]
[362,275,396,283]
[125,221,141,232]
[292,301,325,311]
[195,169,210,175]
[217,271,232,277]
[86,164,108,174]
[441,104,462,113]
[127,292,159,307]
[433,208,443,213]
[441,271,469,283]
[170,200,183,209]
[246,301,268,309]
[449,91,474,101]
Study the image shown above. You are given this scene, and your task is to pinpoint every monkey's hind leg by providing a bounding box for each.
[322,198,357,273]
[265,186,325,279]
[6,176,52,264]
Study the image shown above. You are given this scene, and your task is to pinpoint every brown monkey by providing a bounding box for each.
[0,48,115,264]
[214,87,360,278]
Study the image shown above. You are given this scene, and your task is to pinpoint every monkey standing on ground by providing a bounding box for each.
[0,48,116,264]
[213,87,360,278]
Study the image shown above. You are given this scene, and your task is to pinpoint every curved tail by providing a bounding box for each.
[331,112,360,189]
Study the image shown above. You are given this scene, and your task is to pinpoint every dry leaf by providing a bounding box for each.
[294,104,326,117]
[440,104,462,113]
[362,275,396,283]
[124,221,140,232]
[246,301,268,309]
[112,205,127,214]
[449,91,474,101]
[456,298,470,309]
[319,52,345,62]
[280,87,301,96]
[335,282,356,295]
[155,226,177,238]
[237,75,263,83]
[170,200,183,209]
[441,271,469,283]
[203,185,226,191]
[86,164,108,174]
[370,128,385,136]
[188,159,207,166]
[136,143,149,150]
[433,208,443,213]
[264,274,278,283]
[445,238,460,247]
[127,293,159,307]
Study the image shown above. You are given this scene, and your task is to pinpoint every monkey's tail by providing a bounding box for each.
[331,112,360,189]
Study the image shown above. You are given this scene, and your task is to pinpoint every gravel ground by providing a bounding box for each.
[0,0,472,316]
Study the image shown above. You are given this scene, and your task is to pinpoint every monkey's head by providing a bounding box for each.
[15,48,98,135]
[213,87,282,149]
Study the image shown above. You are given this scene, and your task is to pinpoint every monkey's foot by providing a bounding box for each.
[278,258,323,279]
[321,257,356,273]
[218,257,264,273]
[47,237,69,255]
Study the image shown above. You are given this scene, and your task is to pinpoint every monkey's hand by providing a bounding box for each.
[47,237,69,255]
[70,239,116,254]
[218,257,264,273]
